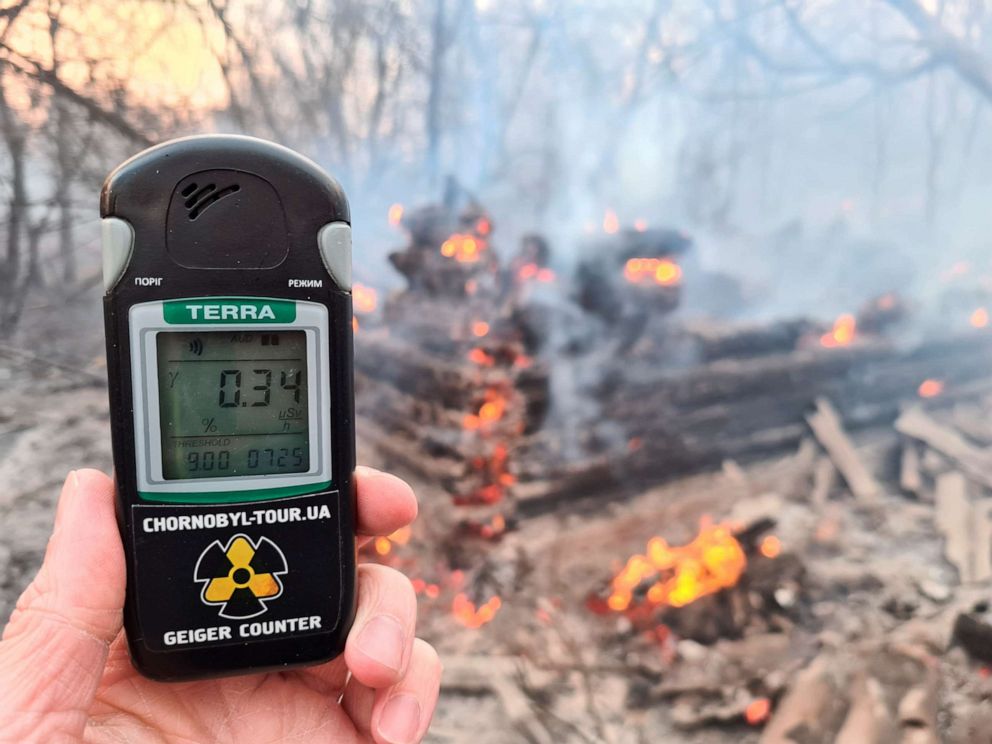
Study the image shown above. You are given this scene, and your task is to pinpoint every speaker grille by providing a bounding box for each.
[183,182,241,220]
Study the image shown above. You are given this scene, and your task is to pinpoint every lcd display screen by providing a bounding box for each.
[156,331,310,479]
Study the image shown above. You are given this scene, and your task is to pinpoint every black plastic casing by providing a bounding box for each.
[101,135,356,681]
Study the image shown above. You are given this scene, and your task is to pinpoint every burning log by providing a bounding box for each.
[388,196,497,298]
[572,227,691,351]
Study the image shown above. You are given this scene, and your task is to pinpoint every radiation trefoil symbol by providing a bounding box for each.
[194,534,288,619]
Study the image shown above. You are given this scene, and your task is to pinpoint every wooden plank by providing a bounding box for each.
[896,407,992,490]
[806,398,881,502]
[933,472,992,584]
[900,440,923,496]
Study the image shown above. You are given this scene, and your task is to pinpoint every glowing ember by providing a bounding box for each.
[918,379,944,398]
[624,257,682,287]
[759,535,782,559]
[472,320,490,337]
[467,348,495,366]
[820,314,856,348]
[441,233,484,263]
[603,209,620,234]
[517,263,555,283]
[745,698,772,726]
[388,203,404,226]
[353,282,378,314]
[452,593,502,628]
[971,308,989,328]
[476,217,492,236]
[607,518,747,612]
[479,513,506,539]
[464,390,508,430]
[374,526,412,556]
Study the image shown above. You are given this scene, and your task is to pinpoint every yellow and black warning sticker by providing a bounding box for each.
[130,492,343,652]
[194,534,288,619]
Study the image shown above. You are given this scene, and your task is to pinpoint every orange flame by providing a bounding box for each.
[388,203,404,226]
[517,263,556,283]
[759,536,782,559]
[918,379,944,398]
[634,219,648,232]
[452,593,502,628]
[441,233,485,263]
[820,314,856,348]
[464,390,507,430]
[476,217,492,236]
[745,698,772,726]
[467,348,496,366]
[971,308,989,328]
[624,257,682,287]
[373,525,412,556]
[479,513,507,539]
[603,209,620,234]
[353,282,378,314]
[472,320,490,337]
[607,518,747,612]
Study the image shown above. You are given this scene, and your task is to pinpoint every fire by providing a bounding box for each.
[603,209,620,234]
[971,307,989,328]
[759,535,782,559]
[452,593,502,629]
[745,698,772,726]
[472,320,490,337]
[373,525,412,556]
[353,282,378,314]
[441,233,485,263]
[918,379,944,398]
[476,217,492,236]
[463,390,507,430]
[388,203,404,226]
[607,518,747,612]
[820,314,856,348]
[517,263,556,283]
[479,513,506,539]
[467,348,495,366]
[352,317,359,332]
[624,257,682,287]
[634,219,648,232]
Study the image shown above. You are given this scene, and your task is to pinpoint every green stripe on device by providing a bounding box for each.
[138,481,331,504]
[164,297,297,324]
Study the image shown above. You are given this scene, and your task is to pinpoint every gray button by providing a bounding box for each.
[317,221,352,290]
[102,217,134,292]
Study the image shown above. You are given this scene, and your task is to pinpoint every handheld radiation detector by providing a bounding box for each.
[101,135,356,680]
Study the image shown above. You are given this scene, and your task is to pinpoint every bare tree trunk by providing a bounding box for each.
[426,0,447,187]
[0,73,28,331]
[49,3,75,283]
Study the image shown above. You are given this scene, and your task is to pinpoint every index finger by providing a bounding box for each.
[355,466,418,538]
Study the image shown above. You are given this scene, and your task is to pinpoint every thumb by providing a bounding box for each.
[0,469,125,741]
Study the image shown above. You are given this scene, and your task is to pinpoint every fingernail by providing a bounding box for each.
[378,693,421,744]
[356,615,405,672]
[54,471,79,531]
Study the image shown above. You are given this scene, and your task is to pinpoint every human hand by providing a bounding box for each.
[0,468,440,743]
